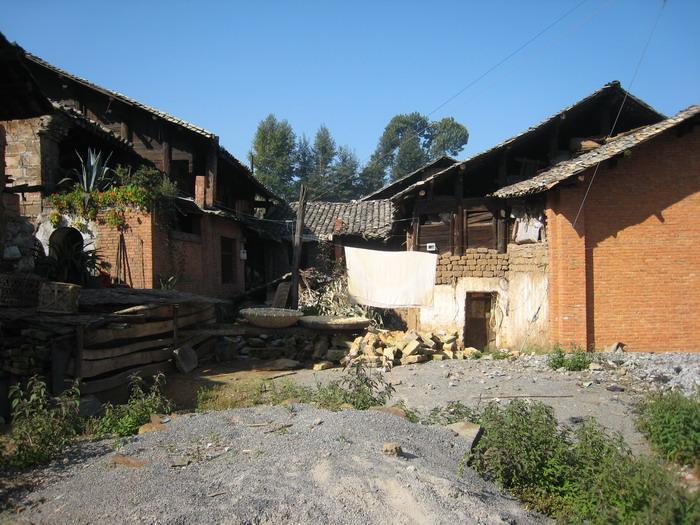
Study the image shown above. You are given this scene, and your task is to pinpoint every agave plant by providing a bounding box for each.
[58,149,114,193]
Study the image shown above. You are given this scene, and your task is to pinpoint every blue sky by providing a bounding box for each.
[3,1,698,166]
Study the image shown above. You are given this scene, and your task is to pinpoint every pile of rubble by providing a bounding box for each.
[315,330,482,370]
[212,329,496,370]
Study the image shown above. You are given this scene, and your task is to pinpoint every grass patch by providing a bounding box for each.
[90,373,173,438]
[197,362,394,412]
[463,399,699,524]
[636,390,700,467]
[546,344,592,371]
[0,377,82,471]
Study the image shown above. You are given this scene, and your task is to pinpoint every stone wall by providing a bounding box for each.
[435,248,509,284]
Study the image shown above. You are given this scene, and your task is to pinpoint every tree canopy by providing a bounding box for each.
[250,112,468,201]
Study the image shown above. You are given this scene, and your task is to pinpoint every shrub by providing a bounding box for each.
[636,390,700,466]
[463,399,700,524]
[1,377,81,470]
[91,374,172,438]
[546,344,592,371]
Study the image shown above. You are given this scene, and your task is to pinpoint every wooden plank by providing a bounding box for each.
[79,361,174,395]
[113,302,211,320]
[84,305,216,346]
[290,184,306,309]
[271,282,290,308]
[82,337,174,359]
[80,348,173,378]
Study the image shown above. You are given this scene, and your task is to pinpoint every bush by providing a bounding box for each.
[91,374,172,438]
[1,377,82,470]
[636,390,700,466]
[546,344,592,371]
[464,400,700,524]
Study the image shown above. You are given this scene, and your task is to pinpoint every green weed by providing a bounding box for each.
[636,390,700,466]
[546,344,592,371]
[91,373,172,438]
[1,376,82,470]
[463,399,699,524]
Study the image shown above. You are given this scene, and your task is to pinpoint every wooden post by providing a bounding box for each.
[162,128,171,176]
[289,184,307,309]
[120,121,130,142]
[205,142,218,207]
[497,207,507,254]
[173,304,179,344]
[455,173,464,256]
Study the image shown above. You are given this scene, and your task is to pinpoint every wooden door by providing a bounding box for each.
[464,293,494,350]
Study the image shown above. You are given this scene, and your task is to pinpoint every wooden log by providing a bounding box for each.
[83,305,216,346]
[79,361,174,395]
[80,348,173,378]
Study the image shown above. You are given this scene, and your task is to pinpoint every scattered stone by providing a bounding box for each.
[246,338,265,348]
[108,454,146,469]
[170,457,191,468]
[588,362,604,371]
[606,384,625,392]
[138,420,167,434]
[173,345,198,373]
[445,422,483,450]
[382,442,403,457]
[313,360,334,371]
[400,354,428,365]
[370,406,407,419]
[214,337,238,362]
[568,416,585,425]
[264,358,300,371]
[402,340,422,357]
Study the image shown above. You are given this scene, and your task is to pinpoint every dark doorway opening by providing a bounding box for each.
[464,292,495,350]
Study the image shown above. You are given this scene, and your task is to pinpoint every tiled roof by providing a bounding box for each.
[491,105,700,199]
[359,156,457,201]
[26,53,217,139]
[267,199,395,240]
[390,81,664,201]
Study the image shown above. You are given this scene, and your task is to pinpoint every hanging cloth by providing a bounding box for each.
[344,247,438,308]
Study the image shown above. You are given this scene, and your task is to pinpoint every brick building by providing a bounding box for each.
[366,83,698,353]
[1,38,287,297]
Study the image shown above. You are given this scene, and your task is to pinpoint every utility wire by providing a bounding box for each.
[306,0,591,203]
[517,0,666,352]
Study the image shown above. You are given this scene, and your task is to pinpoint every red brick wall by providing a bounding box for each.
[94,211,154,288]
[547,127,700,352]
[151,214,245,298]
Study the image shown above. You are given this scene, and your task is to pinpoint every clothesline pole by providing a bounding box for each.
[290,183,307,309]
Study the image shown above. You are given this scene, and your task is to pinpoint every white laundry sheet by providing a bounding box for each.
[344,247,438,308]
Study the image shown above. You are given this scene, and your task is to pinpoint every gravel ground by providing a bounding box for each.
[291,352,700,455]
[4,406,548,525]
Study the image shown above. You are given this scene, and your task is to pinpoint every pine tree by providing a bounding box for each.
[250,114,296,199]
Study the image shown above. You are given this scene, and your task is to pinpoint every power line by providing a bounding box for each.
[518,0,666,352]
[306,0,591,203]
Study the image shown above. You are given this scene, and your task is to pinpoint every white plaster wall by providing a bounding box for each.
[35,213,98,256]
[418,272,548,350]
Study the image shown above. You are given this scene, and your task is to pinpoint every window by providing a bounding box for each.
[221,237,237,284]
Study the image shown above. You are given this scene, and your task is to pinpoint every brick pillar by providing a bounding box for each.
[204,141,218,208]
[546,185,589,350]
[195,175,206,208]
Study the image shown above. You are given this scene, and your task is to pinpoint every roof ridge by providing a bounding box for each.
[26,52,217,139]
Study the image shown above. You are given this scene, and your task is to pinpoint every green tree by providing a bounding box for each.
[293,134,315,194]
[250,114,296,199]
[327,146,360,201]
[367,112,469,185]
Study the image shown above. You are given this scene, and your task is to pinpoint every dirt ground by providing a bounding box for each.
[165,350,699,455]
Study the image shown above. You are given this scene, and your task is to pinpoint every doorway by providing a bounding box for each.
[464,292,495,350]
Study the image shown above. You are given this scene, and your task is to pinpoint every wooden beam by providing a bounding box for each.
[497,207,507,254]
[79,361,175,395]
[120,121,130,142]
[455,174,464,255]
[84,305,216,346]
[289,184,307,309]
[79,348,173,378]
[205,141,218,207]
[162,128,171,176]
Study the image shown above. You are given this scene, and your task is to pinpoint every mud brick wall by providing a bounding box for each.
[435,248,509,284]
[506,243,548,273]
